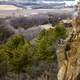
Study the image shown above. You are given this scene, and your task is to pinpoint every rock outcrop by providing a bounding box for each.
[57,31,80,80]
[57,1,80,79]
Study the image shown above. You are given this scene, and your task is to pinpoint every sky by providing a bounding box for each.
[0,0,75,1]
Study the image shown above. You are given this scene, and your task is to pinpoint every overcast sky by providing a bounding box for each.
[0,0,75,6]
[0,0,74,1]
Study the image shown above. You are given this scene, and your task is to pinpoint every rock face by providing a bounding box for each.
[57,31,80,80]
[57,1,80,80]
[77,0,80,17]
[72,0,80,33]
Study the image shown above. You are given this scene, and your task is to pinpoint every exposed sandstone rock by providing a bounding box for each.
[57,31,80,80]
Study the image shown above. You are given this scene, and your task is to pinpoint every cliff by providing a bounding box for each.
[57,31,80,80]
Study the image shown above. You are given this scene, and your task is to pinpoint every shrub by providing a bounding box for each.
[75,17,80,26]
[34,22,67,63]
[0,26,14,43]
[0,47,9,79]
[4,35,32,73]
[54,22,68,39]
